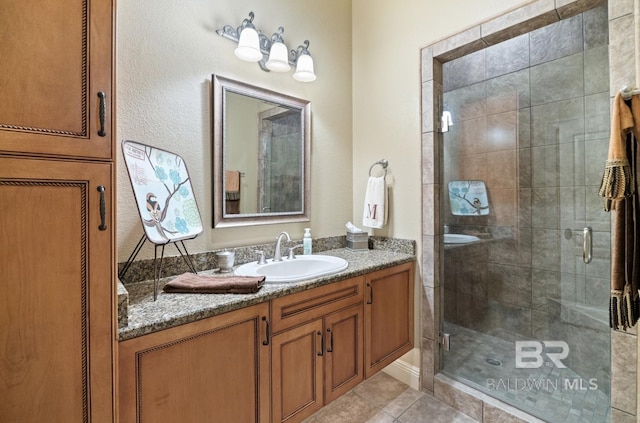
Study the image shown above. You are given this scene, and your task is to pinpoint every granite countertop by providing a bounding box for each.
[118,248,415,341]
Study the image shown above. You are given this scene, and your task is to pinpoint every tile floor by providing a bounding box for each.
[302,371,478,423]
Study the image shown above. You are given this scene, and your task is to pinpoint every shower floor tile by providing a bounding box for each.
[441,322,610,423]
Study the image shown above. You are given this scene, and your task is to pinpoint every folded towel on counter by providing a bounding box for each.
[362,176,387,229]
[163,272,265,294]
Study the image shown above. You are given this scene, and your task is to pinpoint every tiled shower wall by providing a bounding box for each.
[421,0,639,421]
[259,110,302,213]
[441,5,610,384]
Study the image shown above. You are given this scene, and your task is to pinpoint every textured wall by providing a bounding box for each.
[116,0,352,261]
[352,0,529,361]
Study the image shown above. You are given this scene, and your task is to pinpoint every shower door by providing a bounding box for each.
[440,5,611,422]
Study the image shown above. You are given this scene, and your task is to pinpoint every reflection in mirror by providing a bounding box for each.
[212,75,311,227]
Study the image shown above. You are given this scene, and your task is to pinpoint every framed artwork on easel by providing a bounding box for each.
[120,140,202,299]
[122,140,203,244]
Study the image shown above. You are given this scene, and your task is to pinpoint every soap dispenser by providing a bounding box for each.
[303,228,312,255]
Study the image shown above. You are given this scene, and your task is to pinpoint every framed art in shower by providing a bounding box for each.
[448,180,490,216]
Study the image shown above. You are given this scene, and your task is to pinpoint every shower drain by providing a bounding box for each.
[486,358,502,366]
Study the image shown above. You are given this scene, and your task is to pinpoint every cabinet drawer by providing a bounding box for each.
[271,277,364,333]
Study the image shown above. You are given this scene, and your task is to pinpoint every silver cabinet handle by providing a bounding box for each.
[583,227,592,264]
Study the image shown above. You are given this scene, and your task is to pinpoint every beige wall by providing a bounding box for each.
[116,0,352,261]
[117,0,535,360]
[116,0,533,262]
[116,0,534,261]
[352,0,531,355]
[351,0,529,239]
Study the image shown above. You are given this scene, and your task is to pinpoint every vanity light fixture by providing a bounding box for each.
[266,27,290,72]
[292,41,316,82]
[233,12,262,62]
[217,11,316,82]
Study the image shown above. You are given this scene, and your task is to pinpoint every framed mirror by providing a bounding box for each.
[212,75,311,227]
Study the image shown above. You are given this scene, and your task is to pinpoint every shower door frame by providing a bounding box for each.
[420,0,640,420]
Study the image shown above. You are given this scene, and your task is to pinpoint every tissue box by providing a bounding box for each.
[346,231,369,250]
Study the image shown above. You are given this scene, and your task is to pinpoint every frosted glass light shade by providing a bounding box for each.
[266,42,291,72]
[293,53,316,82]
[234,26,262,62]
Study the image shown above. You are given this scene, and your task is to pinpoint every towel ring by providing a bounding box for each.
[369,159,388,178]
[621,85,640,100]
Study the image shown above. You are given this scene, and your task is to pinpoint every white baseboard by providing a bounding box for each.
[382,348,421,390]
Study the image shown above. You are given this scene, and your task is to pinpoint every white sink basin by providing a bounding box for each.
[234,255,349,283]
[444,234,481,244]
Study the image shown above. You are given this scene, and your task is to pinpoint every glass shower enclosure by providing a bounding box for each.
[440,5,611,422]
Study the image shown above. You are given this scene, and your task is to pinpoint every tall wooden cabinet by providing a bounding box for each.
[0,0,114,159]
[0,1,116,422]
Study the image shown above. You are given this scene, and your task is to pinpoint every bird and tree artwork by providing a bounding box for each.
[448,180,490,216]
[122,140,203,245]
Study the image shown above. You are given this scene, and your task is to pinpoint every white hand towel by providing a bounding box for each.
[362,176,387,229]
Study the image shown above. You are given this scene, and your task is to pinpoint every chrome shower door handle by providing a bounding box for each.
[583,227,592,264]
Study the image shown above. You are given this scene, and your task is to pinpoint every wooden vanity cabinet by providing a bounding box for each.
[271,319,325,422]
[364,262,415,378]
[117,261,414,423]
[270,277,365,423]
[118,303,271,423]
[323,304,365,403]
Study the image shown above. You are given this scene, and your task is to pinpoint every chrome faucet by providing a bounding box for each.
[287,244,304,260]
[273,231,291,261]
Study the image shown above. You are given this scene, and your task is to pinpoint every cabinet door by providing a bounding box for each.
[324,304,363,404]
[0,157,115,422]
[0,0,114,159]
[364,262,414,378]
[119,303,271,423]
[272,320,324,423]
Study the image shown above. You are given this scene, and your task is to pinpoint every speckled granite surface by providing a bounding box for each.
[117,281,128,329]
[118,242,415,341]
[117,235,414,284]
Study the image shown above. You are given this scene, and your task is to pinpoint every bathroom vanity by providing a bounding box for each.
[118,251,414,423]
